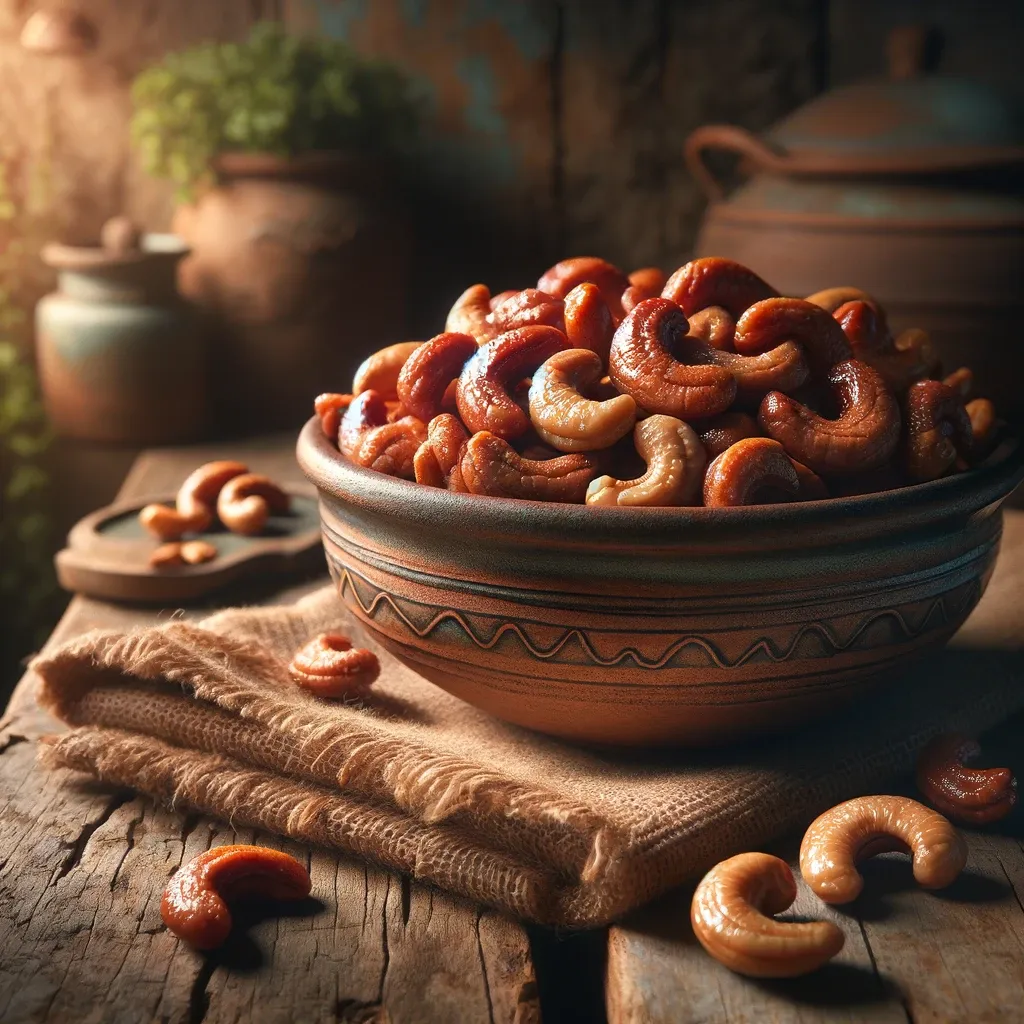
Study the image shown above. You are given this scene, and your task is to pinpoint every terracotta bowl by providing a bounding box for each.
[297,419,1024,747]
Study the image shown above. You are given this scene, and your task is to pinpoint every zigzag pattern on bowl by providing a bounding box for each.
[328,557,981,671]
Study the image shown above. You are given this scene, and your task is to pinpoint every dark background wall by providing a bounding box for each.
[1,0,1020,334]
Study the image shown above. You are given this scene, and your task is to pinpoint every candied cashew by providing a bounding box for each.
[800,795,967,904]
[904,379,972,482]
[217,473,290,536]
[734,297,852,378]
[691,852,845,978]
[702,437,801,507]
[162,845,311,950]
[528,348,637,452]
[314,392,353,441]
[537,256,630,317]
[833,301,938,393]
[413,413,469,488]
[485,288,565,333]
[697,412,761,459]
[916,734,1017,825]
[627,266,666,297]
[563,282,615,363]
[661,257,777,317]
[396,332,478,423]
[289,633,380,698]
[460,431,597,502]
[456,325,570,440]
[608,298,736,419]
[586,415,705,507]
[352,341,422,398]
[445,284,499,345]
[139,460,249,541]
[758,359,901,475]
[686,306,736,351]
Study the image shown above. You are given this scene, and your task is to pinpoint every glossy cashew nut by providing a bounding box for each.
[916,734,1017,824]
[179,540,217,565]
[627,266,667,298]
[586,415,705,506]
[608,298,736,419]
[355,417,427,479]
[528,349,637,452]
[697,411,761,459]
[161,845,311,950]
[216,473,290,536]
[686,306,736,351]
[833,301,938,393]
[563,282,615,364]
[620,285,645,315]
[676,333,810,404]
[445,284,499,345]
[289,633,380,697]
[661,257,778,318]
[149,542,186,568]
[691,853,845,978]
[537,256,631,316]
[314,392,354,441]
[457,325,571,440]
[734,297,853,378]
[703,437,800,507]
[413,413,469,488]
[489,289,517,310]
[943,367,973,399]
[459,431,597,502]
[485,288,565,333]
[139,460,249,540]
[904,379,972,482]
[965,398,999,463]
[805,285,878,314]
[758,359,901,475]
[339,390,387,456]
[396,332,478,423]
[800,795,967,904]
[352,341,422,398]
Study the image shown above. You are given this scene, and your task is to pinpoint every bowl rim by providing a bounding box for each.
[297,416,1024,538]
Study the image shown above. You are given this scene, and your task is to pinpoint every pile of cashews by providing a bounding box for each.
[693,733,1016,978]
[138,460,291,567]
[316,256,1002,506]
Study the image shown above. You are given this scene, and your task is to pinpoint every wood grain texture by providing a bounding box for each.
[604,529,1024,1024]
[0,437,538,1024]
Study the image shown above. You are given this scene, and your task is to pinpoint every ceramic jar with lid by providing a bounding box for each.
[36,220,206,443]
[686,28,1024,422]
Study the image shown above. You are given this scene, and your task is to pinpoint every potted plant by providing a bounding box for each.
[131,22,419,432]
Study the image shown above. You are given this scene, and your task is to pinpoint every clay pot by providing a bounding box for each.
[36,231,205,444]
[297,417,1024,748]
[687,27,1024,423]
[174,151,411,433]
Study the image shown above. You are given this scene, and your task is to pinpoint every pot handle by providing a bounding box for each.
[684,124,790,201]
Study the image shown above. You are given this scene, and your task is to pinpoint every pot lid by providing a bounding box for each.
[766,26,1024,174]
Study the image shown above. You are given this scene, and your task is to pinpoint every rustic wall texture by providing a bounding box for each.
[0,0,1020,333]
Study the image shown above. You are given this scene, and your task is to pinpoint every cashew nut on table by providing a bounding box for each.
[799,795,967,904]
[161,845,311,950]
[916,734,1017,824]
[691,852,845,978]
[312,256,1005,505]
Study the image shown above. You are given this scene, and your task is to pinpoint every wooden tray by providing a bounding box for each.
[55,486,325,603]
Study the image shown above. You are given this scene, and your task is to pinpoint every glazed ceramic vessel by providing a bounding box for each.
[37,233,204,444]
[686,27,1024,424]
[298,419,1024,747]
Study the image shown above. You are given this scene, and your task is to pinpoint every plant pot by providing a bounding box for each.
[173,151,411,433]
[36,233,206,444]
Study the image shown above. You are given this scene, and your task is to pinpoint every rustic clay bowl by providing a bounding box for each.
[297,418,1024,747]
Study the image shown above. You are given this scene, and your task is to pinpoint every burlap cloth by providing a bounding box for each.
[32,519,1024,929]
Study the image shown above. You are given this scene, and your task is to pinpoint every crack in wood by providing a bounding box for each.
[377,875,390,1007]
[51,789,133,886]
[399,874,411,929]
[474,908,496,1024]
[186,958,214,1024]
[109,808,144,892]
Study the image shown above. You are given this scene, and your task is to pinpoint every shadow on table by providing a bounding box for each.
[754,961,896,1008]
[195,895,327,972]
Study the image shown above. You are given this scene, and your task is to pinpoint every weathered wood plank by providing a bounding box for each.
[0,437,538,1024]
[560,0,824,273]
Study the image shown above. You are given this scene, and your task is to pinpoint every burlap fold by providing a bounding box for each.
[32,523,1024,928]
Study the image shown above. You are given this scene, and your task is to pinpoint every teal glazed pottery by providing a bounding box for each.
[37,229,206,443]
[297,418,1024,748]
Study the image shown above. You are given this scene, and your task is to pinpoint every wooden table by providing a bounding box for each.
[2,438,1023,1024]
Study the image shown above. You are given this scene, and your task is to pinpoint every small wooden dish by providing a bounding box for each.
[56,486,323,604]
